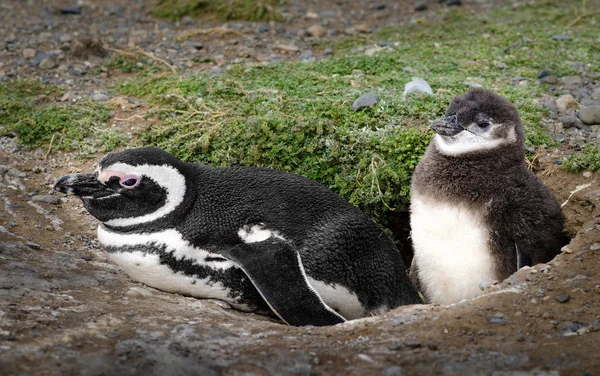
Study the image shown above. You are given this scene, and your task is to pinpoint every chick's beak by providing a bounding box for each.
[54,173,105,196]
[430,115,463,137]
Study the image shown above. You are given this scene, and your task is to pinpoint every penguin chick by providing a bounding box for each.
[55,147,421,326]
[410,88,565,305]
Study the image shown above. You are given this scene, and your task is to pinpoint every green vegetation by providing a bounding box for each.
[2,0,598,228]
[0,80,127,156]
[150,0,281,21]
[562,146,600,172]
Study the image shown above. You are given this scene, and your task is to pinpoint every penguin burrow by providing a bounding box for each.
[55,147,422,326]
[410,88,566,305]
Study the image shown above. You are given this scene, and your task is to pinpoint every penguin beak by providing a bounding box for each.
[54,173,106,196]
[430,115,463,137]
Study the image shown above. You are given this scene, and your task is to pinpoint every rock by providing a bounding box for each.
[558,115,581,128]
[299,50,315,63]
[355,24,370,33]
[538,70,550,79]
[31,195,60,204]
[414,2,428,11]
[552,34,571,40]
[71,38,106,58]
[578,106,600,125]
[39,57,56,70]
[555,293,570,303]
[57,6,82,15]
[384,366,405,376]
[273,44,300,53]
[591,87,600,100]
[555,94,579,114]
[305,12,318,19]
[582,171,592,178]
[402,77,433,96]
[22,48,36,59]
[60,91,78,102]
[493,60,508,69]
[352,93,378,111]
[25,241,41,250]
[445,0,462,6]
[403,338,421,349]
[402,67,418,75]
[590,243,600,251]
[210,66,224,75]
[126,287,153,298]
[306,25,326,38]
[542,75,558,84]
[92,90,110,102]
[560,75,583,86]
[490,313,507,325]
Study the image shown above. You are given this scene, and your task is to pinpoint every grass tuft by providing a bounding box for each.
[150,0,281,22]
[562,146,600,172]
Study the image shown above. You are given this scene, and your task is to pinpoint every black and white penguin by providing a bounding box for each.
[55,147,421,326]
[409,88,565,305]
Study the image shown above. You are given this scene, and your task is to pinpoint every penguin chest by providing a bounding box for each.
[97,226,257,310]
[410,194,496,305]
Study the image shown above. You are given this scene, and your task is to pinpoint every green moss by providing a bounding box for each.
[0,80,128,156]
[562,146,600,172]
[150,0,281,21]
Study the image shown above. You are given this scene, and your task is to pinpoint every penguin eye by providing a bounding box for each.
[477,121,491,129]
[119,175,140,189]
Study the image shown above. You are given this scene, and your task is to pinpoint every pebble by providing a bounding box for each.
[352,93,378,111]
[552,34,571,40]
[538,70,550,79]
[489,313,507,325]
[590,243,600,251]
[558,115,581,129]
[92,90,110,102]
[555,94,579,113]
[403,338,421,349]
[126,287,153,298]
[25,241,41,250]
[414,2,428,11]
[560,75,583,86]
[446,0,462,6]
[591,87,600,100]
[555,293,570,303]
[578,106,600,125]
[39,57,56,70]
[402,77,433,96]
[31,195,60,204]
[542,75,558,84]
[22,48,36,59]
[273,44,300,53]
[183,41,204,50]
[306,25,326,38]
[384,366,405,376]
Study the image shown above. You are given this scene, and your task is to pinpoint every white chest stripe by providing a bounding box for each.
[97,226,235,270]
[410,194,496,305]
[102,163,186,227]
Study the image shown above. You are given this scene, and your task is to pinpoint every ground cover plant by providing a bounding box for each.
[2,0,598,227]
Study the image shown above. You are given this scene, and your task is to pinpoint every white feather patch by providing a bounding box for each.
[107,250,235,302]
[98,226,235,270]
[306,277,365,320]
[100,163,186,227]
[434,126,516,156]
[410,194,496,305]
[237,224,285,244]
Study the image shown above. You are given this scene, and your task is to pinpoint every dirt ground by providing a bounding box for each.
[1,0,600,375]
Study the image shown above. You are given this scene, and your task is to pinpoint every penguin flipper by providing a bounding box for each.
[223,238,346,327]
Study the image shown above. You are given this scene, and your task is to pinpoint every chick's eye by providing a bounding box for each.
[119,174,140,189]
[478,121,491,128]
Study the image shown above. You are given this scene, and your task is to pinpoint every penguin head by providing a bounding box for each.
[54,147,189,227]
[430,88,524,157]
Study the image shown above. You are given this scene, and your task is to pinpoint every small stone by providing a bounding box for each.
[445,0,462,6]
[590,243,600,251]
[306,25,327,38]
[555,94,579,114]
[58,6,82,15]
[555,293,570,303]
[542,75,558,84]
[402,66,418,74]
[354,24,370,33]
[583,171,592,178]
[31,195,60,204]
[25,241,41,250]
[126,287,153,298]
[352,93,378,111]
[51,311,61,317]
[490,313,507,325]
[273,44,300,53]
[578,106,600,125]
[60,91,78,102]
[403,338,421,349]
[427,343,438,351]
[305,12,318,19]
[209,66,224,75]
[384,366,404,376]
[357,354,374,362]
[561,245,573,254]
[39,57,56,70]
[370,3,386,10]
[558,115,581,128]
[591,87,600,100]
[479,278,495,291]
[493,60,508,69]
[552,34,571,40]
[538,70,550,79]
[414,1,428,11]
[92,90,109,102]
[560,75,583,86]
[22,48,36,59]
